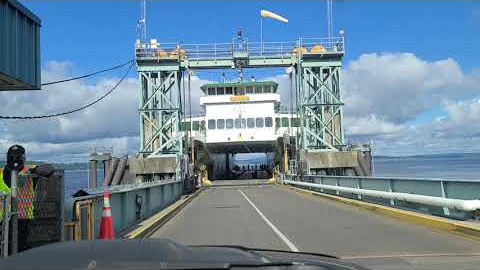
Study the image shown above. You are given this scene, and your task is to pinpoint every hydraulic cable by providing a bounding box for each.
[0,62,134,119]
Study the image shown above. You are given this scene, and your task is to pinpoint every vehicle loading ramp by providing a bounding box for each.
[149,184,480,270]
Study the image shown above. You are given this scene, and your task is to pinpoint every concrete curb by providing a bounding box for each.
[284,185,480,241]
[123,188,204,239]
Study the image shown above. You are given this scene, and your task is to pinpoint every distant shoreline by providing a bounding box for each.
[374,152,480,160]
[2,152,480,169]
[0,161,104,171]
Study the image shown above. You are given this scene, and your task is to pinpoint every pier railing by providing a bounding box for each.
[64,179,182,241]
[282,174,480,221]
[135,37,344,61]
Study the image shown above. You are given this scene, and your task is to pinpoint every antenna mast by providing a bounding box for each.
[326,0,333,39]
[137,0,147,41]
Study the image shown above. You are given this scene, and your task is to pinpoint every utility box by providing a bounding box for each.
[0,0,41,91]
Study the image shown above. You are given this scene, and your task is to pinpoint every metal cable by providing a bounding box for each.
[41,60,134,86]
[0,62,134,119]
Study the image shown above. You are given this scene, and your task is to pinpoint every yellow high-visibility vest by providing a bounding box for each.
[0,167,10,220]
[0,168,11,194]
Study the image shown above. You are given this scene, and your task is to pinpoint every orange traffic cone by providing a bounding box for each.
[99,190,115,239]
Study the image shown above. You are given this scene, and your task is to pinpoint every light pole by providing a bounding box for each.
[260,17,263,55]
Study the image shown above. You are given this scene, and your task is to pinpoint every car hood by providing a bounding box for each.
[0,239,365,270]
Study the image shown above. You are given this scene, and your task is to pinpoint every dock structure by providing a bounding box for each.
[1,2,480,265]
[58,34,480,269]
[133,33,370,180]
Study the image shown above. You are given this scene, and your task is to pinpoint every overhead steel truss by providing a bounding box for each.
[135,37,345,159]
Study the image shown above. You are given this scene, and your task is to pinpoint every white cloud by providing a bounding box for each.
[0,61,212,162]
[350,98,480,156]
[268,52,480,155]
[0,62,139,144]
[185,75,211,115]
[3,52,480,160]
[432,99,480,139]
[342,52,469,124]
[0,136,139,163]
[344,115,404,137]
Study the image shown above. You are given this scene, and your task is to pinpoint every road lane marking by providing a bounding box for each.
[238,189,300,252]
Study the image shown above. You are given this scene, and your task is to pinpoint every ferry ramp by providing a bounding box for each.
[149,182,480,269]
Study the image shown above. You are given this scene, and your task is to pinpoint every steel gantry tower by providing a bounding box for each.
[137,62,183,156]
[135,34,346,174]
[296,50,344,151]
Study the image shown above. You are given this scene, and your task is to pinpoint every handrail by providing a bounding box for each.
[284,179,480,212]
[295,174,480,183]
[71,179,181,201]
[135,37,344,61]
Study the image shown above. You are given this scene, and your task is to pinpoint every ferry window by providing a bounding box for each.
[226,119,234,129]
[291,118,300,127]
[217,87,225,95]
[200,120,205,130]
[246,86,253,94]
[241,118,246,128]
[217,119,225,129]
[247,118,255,128]
[282,117,289,127]
[234,118,241,129]
[256,117,264,128]
[263,85,271,93]
[208,119,216,130]
[225,87,233,95]
[192,121,200,131]
[208,87,215,95]
[275,117,281,128]
[235,87,245,96]
[181,122,190,131]
[254,86,262,94]
[265,117,273,127]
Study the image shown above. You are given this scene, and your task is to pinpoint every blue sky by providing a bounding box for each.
[2,1,480,160]
[23,1,480,71]
[22,0,479,125]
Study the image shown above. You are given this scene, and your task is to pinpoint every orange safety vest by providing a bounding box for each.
[17,166,35,219]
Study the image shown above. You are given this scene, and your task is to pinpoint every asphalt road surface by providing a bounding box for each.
[150,181,480,269]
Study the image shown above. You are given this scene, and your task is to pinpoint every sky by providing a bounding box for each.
[1,0,480,162]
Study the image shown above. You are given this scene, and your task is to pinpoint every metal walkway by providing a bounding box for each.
[150,183,480,270]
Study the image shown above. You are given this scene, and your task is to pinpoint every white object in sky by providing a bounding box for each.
[260,10,288,23]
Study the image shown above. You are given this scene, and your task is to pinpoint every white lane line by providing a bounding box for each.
[238,189,300,252]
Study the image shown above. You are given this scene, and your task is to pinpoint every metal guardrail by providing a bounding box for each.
[282,174,480,221]
[64,179,182,240]
[135,37,344,61]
